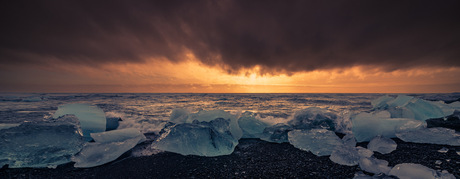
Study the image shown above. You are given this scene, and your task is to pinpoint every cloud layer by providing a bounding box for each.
[1,0,459,73]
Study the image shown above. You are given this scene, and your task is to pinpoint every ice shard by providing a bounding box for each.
[152,118,238,157]
[288,129,342,156]
[53,103,106,140]
[0,115,84,168]
[367,136,397,154]
[358,157,391,175]
[389,163,455,179]
[238,111,270,138]
[72,128,146,168]
[396,127,460,146]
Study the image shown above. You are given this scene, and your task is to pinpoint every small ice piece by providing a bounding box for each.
[396,127,460,146]
[367,136,397,154]
[356,146,374,158]
[438,147,449,153]
[0,115,84,168]
[389,163,455,179]
[260,123,293,143]
[53,103,106,140]
[238,111,270,138]
[72,132,146,168]
[288,107,338,131]
[152,118,238,157]
[358,157,391,175]
[352,111,425,142]
[342,133,357,147]
[329,146,360,166]
[288,129,343,156]
[0,123,21,130]
[435,160,442,165]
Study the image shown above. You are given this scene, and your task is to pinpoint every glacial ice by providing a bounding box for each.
[367,136,397,154]
[53,103,106,140]
[260,123,293,143]
[0,115,84,168]
[352,111,425,142]
[371,95,394,109]
[388,163,455,179]
[238,111,270,138]
[169,108,190,123]
[152,118,238,156]
[358,157,391,175]
[396,127,460,146]
[329,146,361,166]
[288,107,338,131]
[288,129,343,156]
[72,128,146,168]
[342,133,357,147]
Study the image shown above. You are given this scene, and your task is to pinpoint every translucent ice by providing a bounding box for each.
[72,130,146,168]
[53,103,106,140]
[152,118,238,156]
[169,108,190,123]
[260,123,293,143]
[396,127,460,146]
[371,95,394,109]
[367,136,397,154]
[352,111,425,142]
[288,129,342,156]
[329,146,361,166]
[0,116,84,168]
[358,157,391,175]
[288,107,338,131]
[238,111,270,138]
[389,163,455,179]
[342,133,357,147]
[387,95,413,108]
[183,110,242,140]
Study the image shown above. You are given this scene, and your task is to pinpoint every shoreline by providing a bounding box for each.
[1,138,459,178]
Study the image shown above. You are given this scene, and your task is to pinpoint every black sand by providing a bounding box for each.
[1,138,459,179]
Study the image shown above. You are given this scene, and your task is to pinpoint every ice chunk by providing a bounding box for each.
[0,115,84,168]
[358,157,391,175]
[330,146,361,166]
[260,123,293,143]
[371,95,394,109]
[356,146,374,158]
[438,147,449,153]
[342,133,357,147]
[389,163,455,179]
[53,103,106,140]
[352,111,425,142]
[0,123,21,130]
[90,128,146,143]
[367,136,397,154]
[387,95,413,108]
[238,111,270,138]
[105,117,121,131]
[186,110,242,140]
[72,131,146,168]
[169,108,190,123]
[405,98,445,121]
[288,129,342,156]
[152,118,238,157]
[288,107,338,131]
[396,127,460,146]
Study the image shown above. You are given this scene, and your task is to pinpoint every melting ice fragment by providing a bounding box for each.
[396,127,460,146]
[0,115,84,168]
[389,163,455,179]
[72,128,146,168]
[352,111,425,142]
[329,146,373,166]
[358,157,391,175]
[438,147,449,153]
[367,136,397,154]
[53,103,106,140]
[152,118,238,157]
[342,133,357,147]
[260,123,292,143]
[238,111,270,138]
[288,129,342,156]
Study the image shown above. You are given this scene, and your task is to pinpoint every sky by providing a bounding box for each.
[1,0,459,93]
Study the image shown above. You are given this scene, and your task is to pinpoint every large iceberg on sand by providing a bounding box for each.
[53,103,106,140]
[72,128,146,168]
[396,127,460,146]
[352,111,425,142]
[238,111,270,138]
[389,163,455,179]
[367,136,397,154]
[0,115,84,168]
[288,129,343,156]
[152,118,238,157]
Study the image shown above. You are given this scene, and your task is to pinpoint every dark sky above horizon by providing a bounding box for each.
[1,0,460,93]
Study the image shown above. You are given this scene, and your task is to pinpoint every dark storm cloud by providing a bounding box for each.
[1,0,459,73]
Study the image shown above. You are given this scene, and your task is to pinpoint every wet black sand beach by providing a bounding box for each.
[1,138,459,179]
